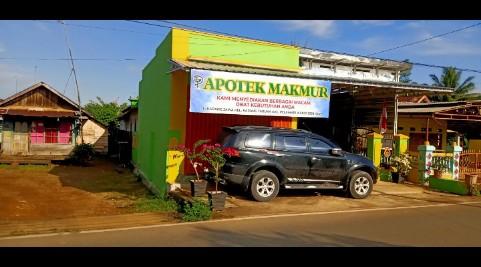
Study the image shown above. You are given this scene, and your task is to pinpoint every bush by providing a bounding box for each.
[69,143,96,166]
[181,198,212,222]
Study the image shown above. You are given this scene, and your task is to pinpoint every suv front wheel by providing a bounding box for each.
[249,170,280,202]
[348,170,373,199]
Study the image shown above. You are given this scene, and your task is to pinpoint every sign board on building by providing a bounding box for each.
[189,69,331,118]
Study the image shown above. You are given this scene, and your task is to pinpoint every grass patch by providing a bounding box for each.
[0,164,10,169]
[134,197,179,213]
[18,164,54,172]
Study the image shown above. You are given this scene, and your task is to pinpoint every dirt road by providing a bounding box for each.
[0,158,153,221]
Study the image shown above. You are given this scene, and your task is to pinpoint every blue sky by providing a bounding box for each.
[0,20,480,105]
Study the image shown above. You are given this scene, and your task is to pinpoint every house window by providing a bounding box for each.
[30,120,71,144]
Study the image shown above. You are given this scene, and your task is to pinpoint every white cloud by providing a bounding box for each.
[415,36,481,56]
[352,20,394,26]
[356,37,386,52]
[0,42,5,53]
[356,29,481,57]
[0,64,32,99]
[276,20,337,38]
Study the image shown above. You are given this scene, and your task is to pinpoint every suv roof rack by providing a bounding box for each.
[223,125,311,134]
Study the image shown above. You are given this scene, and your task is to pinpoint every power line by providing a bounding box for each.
[63,68,74,94]
[126,20,173,30]
[36,20,166,36]
[367,21,481,56]
[5,20,480,74]
[407,61,481,74]
[59,20,84,143]
[0,57,147,61]
[147,20,481,74]
[157,20,251,39]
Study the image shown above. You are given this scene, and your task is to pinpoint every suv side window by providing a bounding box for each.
[245,132,272,149]
[308,137,332,154]
[276,135,306,152]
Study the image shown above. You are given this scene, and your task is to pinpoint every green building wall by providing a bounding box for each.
[187,32,299,69]
[137,32,173,196]
[137,28,300,196]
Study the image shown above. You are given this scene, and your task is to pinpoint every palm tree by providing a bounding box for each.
[400,59,414,83]
[429,67,479,102]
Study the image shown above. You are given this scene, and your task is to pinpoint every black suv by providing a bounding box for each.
[217,126,378,202]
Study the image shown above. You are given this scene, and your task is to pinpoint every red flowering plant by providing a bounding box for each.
[170,139,209,181]
[199,142,238,192]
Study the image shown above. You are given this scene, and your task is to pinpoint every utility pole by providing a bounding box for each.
[59,20,84,144]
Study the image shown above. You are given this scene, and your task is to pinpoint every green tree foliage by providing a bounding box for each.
[429,67,479,102]
[83,96,128,127]
[399,59,414,83]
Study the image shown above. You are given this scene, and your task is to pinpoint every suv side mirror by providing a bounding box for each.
[330,148,343,156]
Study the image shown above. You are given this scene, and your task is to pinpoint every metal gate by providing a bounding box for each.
[459,149,481,177]
[350,126,373,156]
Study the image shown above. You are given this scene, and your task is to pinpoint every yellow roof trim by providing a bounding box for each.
[187,56,302,73]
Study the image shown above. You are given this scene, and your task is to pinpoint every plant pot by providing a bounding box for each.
[190,180,207,197]
[207,191,227,211]
[391,172,404,184]
[434,170,444,179]
[465,174,478,187]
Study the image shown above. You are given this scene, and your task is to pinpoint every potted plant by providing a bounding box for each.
[200,141,237,211]
[171,139,210,197]
[432,156,450,179]
[390,152,414,183]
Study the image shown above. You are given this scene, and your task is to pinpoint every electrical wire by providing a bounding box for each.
[36,20,166,36]
[2,20,480,74]
[63,68,73,94]
[0,57,146,61]
[367,21,481,56]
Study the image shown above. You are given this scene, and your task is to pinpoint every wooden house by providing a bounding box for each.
[0,82,108,163]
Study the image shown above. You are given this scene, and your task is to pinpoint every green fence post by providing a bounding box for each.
[367,132,383,168]
[446,142,463,181]
[394,134,409,157]
[418,141,436,185]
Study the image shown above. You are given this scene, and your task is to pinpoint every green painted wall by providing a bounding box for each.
[137,29,301,196]
[137,32,173,196]
[429,177,468,195]
[188,33,299,68]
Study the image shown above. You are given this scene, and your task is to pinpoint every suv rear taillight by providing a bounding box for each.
[223,147,240,157]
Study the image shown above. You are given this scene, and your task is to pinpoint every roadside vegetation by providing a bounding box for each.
[180,198,212,222]
[134,197,179,213]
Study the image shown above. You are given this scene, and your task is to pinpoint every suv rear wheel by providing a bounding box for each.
[348,170,373,199]
[249,170,279,202]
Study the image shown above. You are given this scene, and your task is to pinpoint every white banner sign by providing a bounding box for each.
[190,69,331,118]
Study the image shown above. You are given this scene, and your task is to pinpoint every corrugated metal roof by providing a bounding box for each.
[0,81,98,122]
[170,59,452,93]
[398,101,467,107]
[0,108,76,117]
[300,48,412,71]
[398,106,454,113]
[398,101,471,114]
[0,82,79,108]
